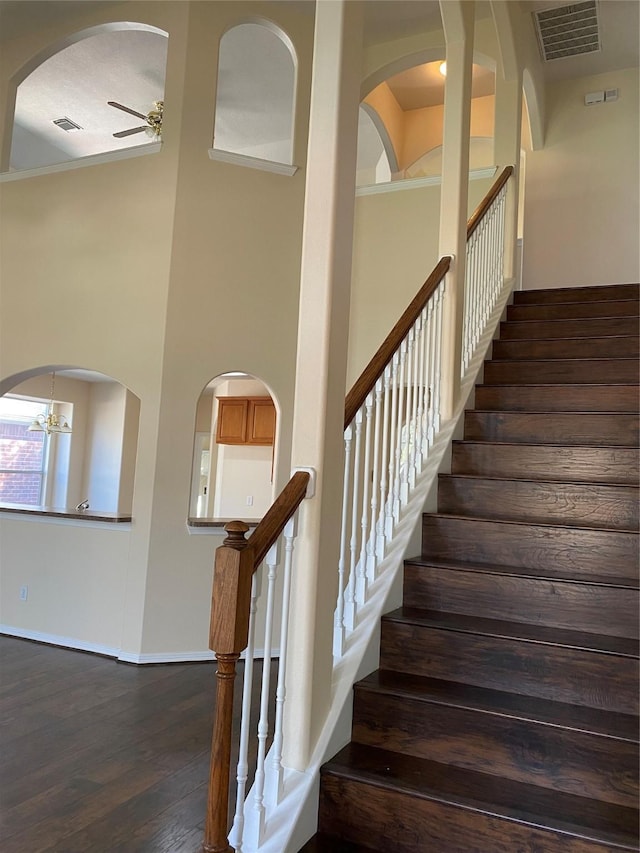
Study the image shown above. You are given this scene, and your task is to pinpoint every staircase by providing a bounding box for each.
[301,283,640,852]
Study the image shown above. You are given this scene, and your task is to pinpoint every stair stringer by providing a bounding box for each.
[236,277,517,853]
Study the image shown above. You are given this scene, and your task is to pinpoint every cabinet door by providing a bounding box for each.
[216,398,248,444]
[248,399,276,445]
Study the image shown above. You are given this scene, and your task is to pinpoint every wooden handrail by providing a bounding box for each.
[247,470,311,567]
[344,255,451,429]
[467,165,513,240]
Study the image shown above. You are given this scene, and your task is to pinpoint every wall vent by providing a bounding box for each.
[53,117,83,132]
[533,1,601,62]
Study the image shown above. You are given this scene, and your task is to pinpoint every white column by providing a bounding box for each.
[438,0,475,420]
[283,0,364,771]
[494,71,523,280]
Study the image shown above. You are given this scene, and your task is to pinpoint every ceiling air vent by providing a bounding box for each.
[533,1,601,62]
[53,117,83,132]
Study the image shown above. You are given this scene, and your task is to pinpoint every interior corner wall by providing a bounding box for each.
[522,67,640,290]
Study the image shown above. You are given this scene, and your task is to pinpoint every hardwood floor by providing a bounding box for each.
[0,636,269,853]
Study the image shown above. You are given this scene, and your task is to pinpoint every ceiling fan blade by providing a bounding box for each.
[113,126,148,138]
[107,101,147,121]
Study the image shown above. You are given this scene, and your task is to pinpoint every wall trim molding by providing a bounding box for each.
[0,141,162,183]
[1,625,276,663]
[356,166,498,197]
[0,625,120,658]
[208,147,298,176]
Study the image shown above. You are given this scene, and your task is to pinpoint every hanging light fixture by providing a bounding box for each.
[27,372,72,435]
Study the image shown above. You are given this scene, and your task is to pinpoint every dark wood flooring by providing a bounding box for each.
[0,636,271,853]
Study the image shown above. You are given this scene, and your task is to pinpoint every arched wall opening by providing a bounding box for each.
[212,20,297,165]
[357,53,497,188]
[0,366,140,514]
[191,372,279,520]
[5,23,168,173]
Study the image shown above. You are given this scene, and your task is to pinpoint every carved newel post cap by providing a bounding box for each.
[223,520,250,549]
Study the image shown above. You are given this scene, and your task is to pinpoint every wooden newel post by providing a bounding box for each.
[203,521,254,853]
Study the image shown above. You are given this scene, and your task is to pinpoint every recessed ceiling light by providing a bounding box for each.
[53,117,83,132]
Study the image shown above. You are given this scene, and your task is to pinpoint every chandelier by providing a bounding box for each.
[27,372,72,435]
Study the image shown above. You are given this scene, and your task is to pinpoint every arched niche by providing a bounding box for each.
[190,372,279,520]
[359,55,497,186]
[6,23,168,172]
[405,137,495,179]
[212,20,297,165]
[0,367,140,513]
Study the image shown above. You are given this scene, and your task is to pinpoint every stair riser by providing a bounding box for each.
[507,301,640,321]
[437,477,639,530]
[483,359,639,385]
[318,776,634,853]
[451,443,640,484]
[500,317,638,339]
[421,516,639,579]
[463,411,640,446]
[513,284,639,305]
[403,564,639,639]
[380,621,639,714]
[475,384,637,412]
[493,336,640,360]
[352,690,639,807]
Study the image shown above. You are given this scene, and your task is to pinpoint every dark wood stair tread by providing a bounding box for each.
[382,607,639,658]
[321,743,639,848]
[424,509,640,535]
[355,671,639,742]
[440,471,640,489]
[513,283,639,304]
[404,555,640,589]
[299,834,381,853]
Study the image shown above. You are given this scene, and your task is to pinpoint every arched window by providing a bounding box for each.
[213,22,296,166]
[9,26,168,172]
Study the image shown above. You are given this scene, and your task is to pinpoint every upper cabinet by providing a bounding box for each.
[215,397,276,446]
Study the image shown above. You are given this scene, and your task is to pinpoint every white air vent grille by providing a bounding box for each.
[534,1,601,62]
[53,117,83,132]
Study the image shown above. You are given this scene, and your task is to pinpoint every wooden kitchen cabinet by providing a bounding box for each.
[215,397,276,446]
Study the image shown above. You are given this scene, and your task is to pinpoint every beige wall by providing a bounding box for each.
[348,175,495,385]
[522,67,639,289]
[0,0,314,658]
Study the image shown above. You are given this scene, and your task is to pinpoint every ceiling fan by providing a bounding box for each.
[108,100,164,139]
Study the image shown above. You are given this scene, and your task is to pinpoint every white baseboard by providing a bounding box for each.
[0,624,120,658]
[0,625,276,664]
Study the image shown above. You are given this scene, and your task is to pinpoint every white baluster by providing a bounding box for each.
[266,516,297,807]
[385,352,400,539]
[409,315,421,487]
[425,298,436,448]
[346,409,363,621]
[247,542,279,849]
[334,425,352,657]
[414,308,427,475]
[368,379,383,581]
[392,340,407,522]
[358,394,373,597]
[377,366,392,557]
[400,329,414,504]
[229,568,262,852]
[433,282,444,434]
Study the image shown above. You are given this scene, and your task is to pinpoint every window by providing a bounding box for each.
[0,397,50,505]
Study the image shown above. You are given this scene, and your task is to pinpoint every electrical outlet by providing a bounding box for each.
[19,585,28,601]
[246,495,254,506]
